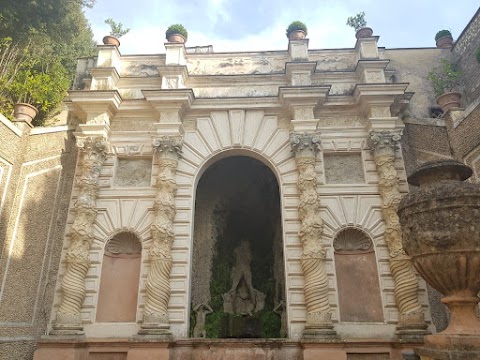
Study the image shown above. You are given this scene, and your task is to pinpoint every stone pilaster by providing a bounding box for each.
[139,135,182,337]
[51,136,108,335]
[290,132,337,340]
[368,130,428,339]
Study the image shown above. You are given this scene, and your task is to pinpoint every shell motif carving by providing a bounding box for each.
[106,232,142,254]
[334,228,373,253]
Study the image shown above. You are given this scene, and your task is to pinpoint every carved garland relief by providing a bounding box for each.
[140,135,183,335]
[52,136,108,334]
[290,133,336,338]
[368,131,426,333]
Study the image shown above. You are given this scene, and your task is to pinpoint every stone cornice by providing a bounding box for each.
[278,86,331,107]
[89,67,120,82]
[142,89,195,109]
[353,83,409,106]
[67,90,122,110]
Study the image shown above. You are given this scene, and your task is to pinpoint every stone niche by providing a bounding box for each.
[96,232,142,322]
[334,228,383,322]
[190,156,285,338]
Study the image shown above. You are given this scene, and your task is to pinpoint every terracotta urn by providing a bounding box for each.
[167,33,186,43]
[436,35,454,49]
[355,27,373,39]
[102,35,120,47]
[288,30,306,40]
[398,160,480,351]
[13,103,38,124]
[436,92,461,113]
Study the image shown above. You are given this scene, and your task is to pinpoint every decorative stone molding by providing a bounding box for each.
[290,132,337,339]
[106,232,142,255]
[139,135,182,336]
[51,136,108,335]
[333,228,372,253]
[368,130,427,337]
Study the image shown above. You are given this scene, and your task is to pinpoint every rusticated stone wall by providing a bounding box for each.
[0,115,77,360]
[453,8,480,106]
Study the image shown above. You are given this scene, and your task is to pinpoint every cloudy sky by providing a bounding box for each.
[85,1,479,54]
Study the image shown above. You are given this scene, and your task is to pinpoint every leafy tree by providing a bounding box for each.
[0,0,96,125]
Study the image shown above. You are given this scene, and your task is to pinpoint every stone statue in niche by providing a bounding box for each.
[222,240,265,315]
[193,303,212,338]
[274,300,287,338]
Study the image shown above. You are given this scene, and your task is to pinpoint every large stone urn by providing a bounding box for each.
[398,160,480,359]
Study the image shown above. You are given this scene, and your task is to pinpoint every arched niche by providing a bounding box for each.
[96,232,142,322]
[190,155,285,338]
[334,228,384,323]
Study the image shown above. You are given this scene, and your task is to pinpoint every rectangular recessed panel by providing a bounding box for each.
[114,158,152,187]
[324,153,365,184]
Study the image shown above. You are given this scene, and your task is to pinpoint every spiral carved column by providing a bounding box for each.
[368,130,428,339]
[51,136,107,335]
[290,133,337,339]
[139,135,182,336]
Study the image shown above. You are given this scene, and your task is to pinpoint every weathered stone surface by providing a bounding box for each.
[399,160,480,357]
[323,153,365,184]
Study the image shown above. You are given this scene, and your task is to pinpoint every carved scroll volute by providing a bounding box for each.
[290,132,337,339]
[51,136,108,335]
[368,131,427,337]
[139,135,182,336]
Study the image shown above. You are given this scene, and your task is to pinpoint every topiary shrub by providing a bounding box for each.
[435,30,452,41]
[286,21,307,38]
[165,24,188,41]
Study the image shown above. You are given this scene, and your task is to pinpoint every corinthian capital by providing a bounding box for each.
[290,132,321,158]
[368,130,401,158]
[153,135,183,161]
[76,136,108,161]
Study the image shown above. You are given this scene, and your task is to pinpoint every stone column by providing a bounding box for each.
[290,132,337,339]
[139,135,182,336]
[368,130,428,339]
[51,136,108,335]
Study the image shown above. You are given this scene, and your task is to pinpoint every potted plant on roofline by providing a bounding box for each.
[286,21,307,40]
[165,24,188,43]
[427,58,463,112]
[435,30,453,49]
[346,11,372,39]
[103,18,130,47]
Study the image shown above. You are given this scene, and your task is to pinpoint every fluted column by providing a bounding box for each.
[369,130,428,339]
[51,136,108,335]
[139,135,182,336]
[290,133,337,339]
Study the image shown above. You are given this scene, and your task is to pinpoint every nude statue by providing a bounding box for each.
[193,303,212,338]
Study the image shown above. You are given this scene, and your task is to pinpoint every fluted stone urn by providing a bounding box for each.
[398,160,480,359]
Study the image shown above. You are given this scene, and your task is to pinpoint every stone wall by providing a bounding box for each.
[401,120,452,176]
[0,115,77,360]
[453,7,480,106]
[443,106,480,181]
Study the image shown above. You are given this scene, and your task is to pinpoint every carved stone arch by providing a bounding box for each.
[194,148,284,191]
[104,230,143,255]
[189,152,286,338]
[333,227,384,323]
[333,227,373,254]
[181,110,302,337]
[96,231,142,322]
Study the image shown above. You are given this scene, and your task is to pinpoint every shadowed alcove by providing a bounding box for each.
[190,156,286,338]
